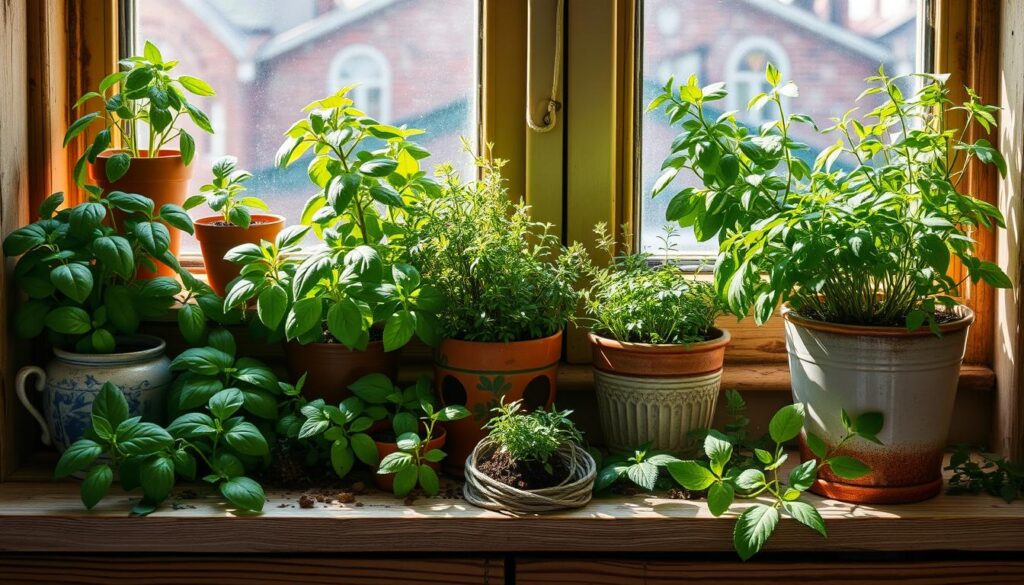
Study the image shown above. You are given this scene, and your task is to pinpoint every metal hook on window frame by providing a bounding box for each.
[526,0,564,134]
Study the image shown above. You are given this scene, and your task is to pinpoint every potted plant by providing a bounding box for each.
[66,40,216,277]
[583,223,728,452]
[54,330,292,514]
[4,190,198,453]
[347,373,469,493]
[650,66,1009,503]
[223,87,443,403]
[463,400,596,513]
[184,155,284,295]
[406,151,586,474]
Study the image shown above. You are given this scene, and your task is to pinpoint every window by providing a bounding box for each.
[638,0,927,256]
[134,0,480,254]
[725,39,790,126]
[327,45,391,120]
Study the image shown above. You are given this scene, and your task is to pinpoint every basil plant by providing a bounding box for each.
[650,65,1010,331]
[223,86,443,351]
[65,40,215,186]
[2,190,215,353]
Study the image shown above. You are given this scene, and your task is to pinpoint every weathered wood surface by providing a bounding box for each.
[516,558,1024,585]
[0,456,1022,554]
[0,555,504,585]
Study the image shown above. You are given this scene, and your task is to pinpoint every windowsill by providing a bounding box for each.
[0,454,1021,553]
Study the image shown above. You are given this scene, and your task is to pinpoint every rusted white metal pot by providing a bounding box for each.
[782,304,973,504]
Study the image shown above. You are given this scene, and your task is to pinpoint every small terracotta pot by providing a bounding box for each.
[90,150,194,279]
[284,340,398,405]
[372,428,447,492]
[783,303,974,504]
[589,329,730,451]
[434,331,562,476]
[194,214,285,296]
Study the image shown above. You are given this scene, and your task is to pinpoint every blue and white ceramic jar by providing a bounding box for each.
[15,335,171,452]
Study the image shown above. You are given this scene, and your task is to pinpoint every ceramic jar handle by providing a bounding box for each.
[15,366,50,446]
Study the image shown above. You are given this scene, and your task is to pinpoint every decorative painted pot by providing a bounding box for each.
[589,329,730,452]
[14,335,171,453]
[434,331,562,476]
[284,340,398,405]
[372,428,447,492]
[782,303,974,504]
[194,214,285,296]
[90,149,194,279]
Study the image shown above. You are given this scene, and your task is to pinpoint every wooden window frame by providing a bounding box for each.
[4,0,1019,480]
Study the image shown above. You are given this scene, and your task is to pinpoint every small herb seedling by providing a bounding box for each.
[595,443,680,492]
[297,396,384,479]
[667,400,882,560]
[184,155,269,228]
[485,400,584,474]
[376,401,470,497]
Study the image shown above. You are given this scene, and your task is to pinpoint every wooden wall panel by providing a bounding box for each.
[0,555,504,585]
[994,0,1024,458]
[516,558,1024,585]
[27,0,70,216]
[0,0,31,480]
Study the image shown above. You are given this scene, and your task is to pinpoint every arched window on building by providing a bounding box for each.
[328,45,391,121]
[725,38,790,126]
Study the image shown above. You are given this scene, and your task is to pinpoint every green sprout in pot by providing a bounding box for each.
[222,87,443,351]
[348,373,435,437]
[65,40,215,185]
[406,145,587,343]
[375,400,470,498]
[583,223,722,345]
[666,396,882,560]
[184,156,268,228]
[1,190,219,353]
[649,65,1010,330]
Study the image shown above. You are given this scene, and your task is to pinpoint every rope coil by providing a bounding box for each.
[526,0,564,133]
[463,437,596,514]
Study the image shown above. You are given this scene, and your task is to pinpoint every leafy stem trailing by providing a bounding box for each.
[650,64,1009,330]
[65,40,215,185]
[667,398,883,560]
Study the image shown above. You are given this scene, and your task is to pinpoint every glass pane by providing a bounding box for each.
[639,0,924,255]
[136,0,479,252]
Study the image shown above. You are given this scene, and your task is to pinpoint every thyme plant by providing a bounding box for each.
[650,65,1009,330]
[583,223,721,344]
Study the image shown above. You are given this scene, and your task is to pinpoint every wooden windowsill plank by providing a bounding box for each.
[0,455,1020,554]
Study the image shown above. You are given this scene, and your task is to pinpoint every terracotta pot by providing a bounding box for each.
[372,428,447,492]
[434,331,562,476]
[589,329,730,452]
[284,340,398,405]
[90,149,194,279]
[194,214,285,296]
[783,303,974,504]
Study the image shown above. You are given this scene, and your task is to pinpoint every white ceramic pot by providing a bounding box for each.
[782,304,973,504]
[15,335,171,452]
[589,331,730,452]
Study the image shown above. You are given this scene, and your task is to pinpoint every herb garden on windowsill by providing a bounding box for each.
[3,42,1021,560]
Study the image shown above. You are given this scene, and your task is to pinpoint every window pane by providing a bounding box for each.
[136,0,479,252]
[639,0,924,255]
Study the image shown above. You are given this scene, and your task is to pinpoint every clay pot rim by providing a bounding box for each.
[781,302,975,337]
[95,148,184,160]
[587,328,730,353]
[53,334,166,364]
[440,329,563,349]
[286,339,387,351]
[194,214,286,229]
